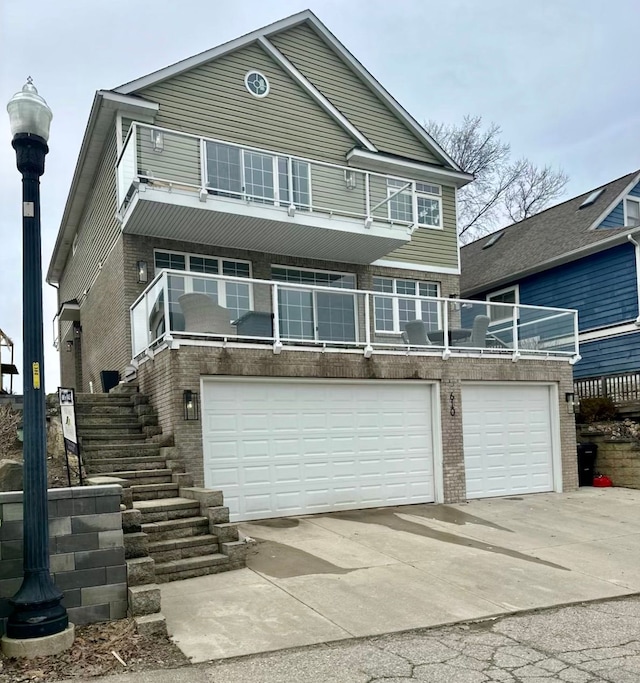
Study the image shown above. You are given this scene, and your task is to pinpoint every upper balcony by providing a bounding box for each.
[130,269,580,364]
[115,123,434,264]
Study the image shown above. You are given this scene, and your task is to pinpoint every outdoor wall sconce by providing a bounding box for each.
[183,390,200,421]
[565,392,578,414]
[344,170,357,190]
[151,128,164,152]
[65,341,73,353]
[73,322,82,338]
[137,260,148,284]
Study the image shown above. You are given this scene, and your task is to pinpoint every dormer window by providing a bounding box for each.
[625,197,640,227]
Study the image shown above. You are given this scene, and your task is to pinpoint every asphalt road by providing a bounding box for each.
[77,595,640,682]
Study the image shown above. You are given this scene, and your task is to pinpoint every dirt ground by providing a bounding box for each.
[0,619,190,682]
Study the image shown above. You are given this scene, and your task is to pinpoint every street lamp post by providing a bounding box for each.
[5,79,69,640]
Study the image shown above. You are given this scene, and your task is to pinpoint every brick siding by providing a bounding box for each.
[137,346,577,503]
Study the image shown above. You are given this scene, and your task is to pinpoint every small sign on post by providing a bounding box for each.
[58,387,84,486]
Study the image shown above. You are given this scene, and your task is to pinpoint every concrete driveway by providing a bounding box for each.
[160,488,640,662]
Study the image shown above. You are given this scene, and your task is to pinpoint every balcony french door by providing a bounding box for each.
[206,141,310,208]
[272,267,357,343]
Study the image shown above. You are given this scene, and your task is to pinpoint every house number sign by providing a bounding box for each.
[449,392,456,416]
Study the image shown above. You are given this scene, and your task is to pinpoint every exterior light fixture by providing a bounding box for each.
[4,78,70,649]
[344,170,357,190]
[566,392,578,413]
[150,128,164,152]
[183,390,199,420]
[65,341,73,353]
[137,260,148,284]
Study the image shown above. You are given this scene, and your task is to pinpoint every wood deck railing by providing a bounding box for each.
[575,372,640,403]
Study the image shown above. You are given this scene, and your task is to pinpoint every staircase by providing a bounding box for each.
[75,387,246,582]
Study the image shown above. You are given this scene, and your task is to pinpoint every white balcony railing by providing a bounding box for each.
[116,122,438,233]
[130,270,580,362]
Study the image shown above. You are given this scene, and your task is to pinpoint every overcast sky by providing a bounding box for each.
[1,0,639,393]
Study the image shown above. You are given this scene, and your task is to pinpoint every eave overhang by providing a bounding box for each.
[346,149,473,189]
[46,92,158,285]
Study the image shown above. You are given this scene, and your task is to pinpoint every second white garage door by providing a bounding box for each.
[202,379,437,521]
[462,383,556,499]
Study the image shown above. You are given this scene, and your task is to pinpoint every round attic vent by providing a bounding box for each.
[245,71,269,98]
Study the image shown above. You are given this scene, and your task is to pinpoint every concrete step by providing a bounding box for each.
[76,394,134,406]
[131,483,179,501]
[75,405,137,416]
[76,416,142,427]
[82,443,161,455]
[147,535,219,563]
[103,469,173,486]
[86,456,167,472]
[79,427,145,439]
[141,516,209,541]
[154,554,230,583]
[134,498,200,523]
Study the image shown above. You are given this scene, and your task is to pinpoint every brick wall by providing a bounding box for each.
[0,485,126,634]
[137,346,577,502]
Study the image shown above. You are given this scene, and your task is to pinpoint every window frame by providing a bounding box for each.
[153,249,254,317]
[386,178,443,230]
[205,141,311,209]
[270,264,358,343]
[372,277,440,334]
[624,197,640,227]
[486,285,519,323]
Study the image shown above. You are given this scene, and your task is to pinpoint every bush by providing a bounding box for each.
[0,404,21,457]
[578,396,618,423]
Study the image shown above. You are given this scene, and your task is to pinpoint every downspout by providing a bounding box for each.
[627,234,640,325]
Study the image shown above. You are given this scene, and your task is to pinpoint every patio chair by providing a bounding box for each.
[402,320,432,346]
[178,293,236,335]
[458,314,490,348]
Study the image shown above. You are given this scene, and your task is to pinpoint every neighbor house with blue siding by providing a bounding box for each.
[460,170,640,384]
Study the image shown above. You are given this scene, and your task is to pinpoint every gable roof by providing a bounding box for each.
[460,170,640,297]
[114,10,461,172]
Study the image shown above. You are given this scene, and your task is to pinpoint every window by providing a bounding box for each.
[154,251,252,328]
[244,71,269,98]
[206,142,310,208]
[387,179,442,228]
[271,267,356,342]
[487,286,518,322]
[373,277,439,333]
[625,198,640,227]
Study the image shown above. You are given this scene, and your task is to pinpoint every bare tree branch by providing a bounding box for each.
[425,116,569,242]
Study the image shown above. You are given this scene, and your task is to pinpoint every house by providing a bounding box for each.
[460,170,640,401]
[47,10,579,521]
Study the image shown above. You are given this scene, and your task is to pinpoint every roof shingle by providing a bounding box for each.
[460,170,640,296]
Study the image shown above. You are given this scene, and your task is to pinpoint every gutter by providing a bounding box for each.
[627,234,640,325]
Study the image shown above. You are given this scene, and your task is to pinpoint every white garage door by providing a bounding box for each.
[202,379,436,521]
[462,384,555,499]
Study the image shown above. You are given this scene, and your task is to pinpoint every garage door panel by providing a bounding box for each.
[462,384,554,499]
[203,380,435,521]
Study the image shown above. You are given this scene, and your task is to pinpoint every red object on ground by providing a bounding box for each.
[593,474,613,487]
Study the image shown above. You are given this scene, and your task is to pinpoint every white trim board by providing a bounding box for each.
[258,37,376,152]
[347,149,472,189]
[372,259,460,275]
[589,171,640,231]
[579,323,640,343]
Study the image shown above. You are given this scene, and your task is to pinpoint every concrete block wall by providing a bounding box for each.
[576,431,640,488]
[0,485,126,635]
[137,346,578,502]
